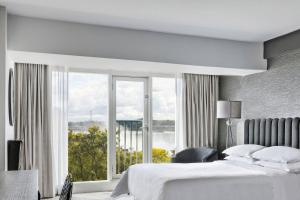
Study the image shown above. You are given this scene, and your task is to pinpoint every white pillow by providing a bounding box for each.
[225,155,255,164]
[222,144,265,158]
[256,160,300,173]
[252,146,300,164]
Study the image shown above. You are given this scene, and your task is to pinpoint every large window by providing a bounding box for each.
[68,72,108,181]
[152,77,176,163]
[67,73,176,182]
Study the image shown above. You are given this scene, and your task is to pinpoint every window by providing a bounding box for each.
[68,72,108,181]
[66,72,176,182]
[152,77,176,163]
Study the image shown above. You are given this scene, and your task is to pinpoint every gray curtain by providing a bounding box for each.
[14,63,54,198]
[183,74,219,148]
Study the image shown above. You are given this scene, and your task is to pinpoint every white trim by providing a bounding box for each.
[108,74,113,181]
[68,67,174,79]
[143,77,150,163]
[111,77,117,178]
[8,50,265,76]
[148,77,153,163]
[73,179,119,194]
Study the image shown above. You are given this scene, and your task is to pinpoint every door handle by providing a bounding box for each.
[142,126,149,131]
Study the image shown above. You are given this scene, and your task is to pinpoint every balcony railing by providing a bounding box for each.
[116,120,143,174]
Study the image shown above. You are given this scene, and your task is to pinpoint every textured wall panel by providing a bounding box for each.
[268,49,300,69]
[220,48,300,149]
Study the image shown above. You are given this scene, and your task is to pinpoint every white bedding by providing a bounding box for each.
[113,160,300,200]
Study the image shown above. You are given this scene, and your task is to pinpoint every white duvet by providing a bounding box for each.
[113,160,300,200]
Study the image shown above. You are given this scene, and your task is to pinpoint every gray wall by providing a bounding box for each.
[0,6,7,171]
[242,58,300,119]
[218,76,242,151]
[268,48,300,69]
[264,30,300,60]
[219,48,300,150]
[7,15,266,70]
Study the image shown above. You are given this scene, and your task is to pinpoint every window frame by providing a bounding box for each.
[67,67,177,192]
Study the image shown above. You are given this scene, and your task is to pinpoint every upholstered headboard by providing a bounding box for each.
[244,118,300,148]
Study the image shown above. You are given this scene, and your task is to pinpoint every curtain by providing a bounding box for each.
[14,63,54,197]
[175,73,185,151]
[51,67,68,194]
[182,73,219,148]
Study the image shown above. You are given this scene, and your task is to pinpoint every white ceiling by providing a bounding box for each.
[1,0,299,42]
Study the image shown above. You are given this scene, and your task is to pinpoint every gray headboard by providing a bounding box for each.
[244,118,300,148]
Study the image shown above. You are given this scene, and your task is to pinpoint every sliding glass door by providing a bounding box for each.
[112,77,150,176]
[66,72,176,183]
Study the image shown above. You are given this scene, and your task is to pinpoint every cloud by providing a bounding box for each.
[68,73,108,122]
[152,77,176,120]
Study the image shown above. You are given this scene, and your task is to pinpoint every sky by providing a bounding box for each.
[68,73,176,124]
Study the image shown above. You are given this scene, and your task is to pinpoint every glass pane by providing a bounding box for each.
[115,80,144,174]
[152,77,176,163]
[68,72,108,181]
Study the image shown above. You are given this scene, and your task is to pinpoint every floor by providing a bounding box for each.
[50,192,112,200]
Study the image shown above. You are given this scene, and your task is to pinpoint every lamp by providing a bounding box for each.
[217,100,241,148]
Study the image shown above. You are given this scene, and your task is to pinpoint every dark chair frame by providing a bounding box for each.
[59,174,73,200]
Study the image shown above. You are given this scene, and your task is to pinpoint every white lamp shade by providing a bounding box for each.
[217,100,241,119]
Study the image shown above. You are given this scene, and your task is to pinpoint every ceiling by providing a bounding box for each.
[1,0,299,42]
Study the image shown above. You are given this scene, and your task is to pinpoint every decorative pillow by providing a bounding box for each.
[222,144,265,158]
[256,160,300,173]
[225,155,255,164]
[252,146,300,163]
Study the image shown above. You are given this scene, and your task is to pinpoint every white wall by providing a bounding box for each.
[0,6,7,171]
[5,57,14,170]
[7,15,267,70]
[8,50,265,77]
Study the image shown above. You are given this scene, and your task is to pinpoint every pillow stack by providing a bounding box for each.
[252,146,300,173]
[222,145,300,173]
[222,144,265,164]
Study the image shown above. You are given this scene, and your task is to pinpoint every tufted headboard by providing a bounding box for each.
[244,118,300,148]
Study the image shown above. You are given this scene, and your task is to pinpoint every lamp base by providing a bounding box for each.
[226,119,234,149]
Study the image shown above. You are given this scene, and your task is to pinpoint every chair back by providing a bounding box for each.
[172,147,218,163]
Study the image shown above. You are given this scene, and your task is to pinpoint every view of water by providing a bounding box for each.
[119,130,175,152]
[69,120,176,152]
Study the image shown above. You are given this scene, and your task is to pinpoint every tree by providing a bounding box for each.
[68,126,107,181]
[68,125,172,181]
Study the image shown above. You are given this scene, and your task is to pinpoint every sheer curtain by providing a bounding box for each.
[175,73,186,152]
[51,66,68,194]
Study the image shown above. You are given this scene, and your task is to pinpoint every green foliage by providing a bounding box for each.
[152,148,172,163]
[116,148,143,174]
[68,126,107,181]
[68,125,172,182]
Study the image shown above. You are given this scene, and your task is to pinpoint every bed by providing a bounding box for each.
[112,117,300,200]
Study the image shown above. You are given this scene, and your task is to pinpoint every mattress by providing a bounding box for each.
[112,160,300,200]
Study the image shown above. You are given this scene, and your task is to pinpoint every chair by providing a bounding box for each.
[172,147,218,163]
[59,174,73,200]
